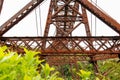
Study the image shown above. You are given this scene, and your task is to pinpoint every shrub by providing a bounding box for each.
[0,46,63,80]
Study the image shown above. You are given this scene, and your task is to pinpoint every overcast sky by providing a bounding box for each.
[0,0,120,36]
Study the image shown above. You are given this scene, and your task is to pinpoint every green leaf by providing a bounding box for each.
[0,46,7,54]
[24,75,32,80]
[0,46,8,60]
[96,77,100,80]
[77,69,91,80]
[0,52,15,63]
[0,75,8,80]
[49,72,59,80]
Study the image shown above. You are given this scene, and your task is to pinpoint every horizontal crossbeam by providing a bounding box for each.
[0,36,119,54]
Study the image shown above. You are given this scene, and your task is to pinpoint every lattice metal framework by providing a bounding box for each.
[0,0,120,71]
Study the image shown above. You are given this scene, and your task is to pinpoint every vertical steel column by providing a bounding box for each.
[43,0,91,48]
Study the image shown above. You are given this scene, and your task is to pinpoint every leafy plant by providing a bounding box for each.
[77,69,91,80]
[0,46,120,80]
[40,63,63,80]
[0,46,63,80]
[0,47,41,80]
[98,59,120,80]
[59,64,73,80]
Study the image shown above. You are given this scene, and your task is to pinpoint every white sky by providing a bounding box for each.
[0,0,120,36]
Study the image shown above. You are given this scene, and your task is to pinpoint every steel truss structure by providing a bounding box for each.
[0,0,120,72]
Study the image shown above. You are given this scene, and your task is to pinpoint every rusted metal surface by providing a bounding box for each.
[0,0,4,14]
[0,36,120,55]
[77,0,120,34]
[0,36,119,66]
[42,0,93,63]
[44,54,118,65]
[44,0,91,37]
[0,0,44,36]
[0,0,120,67]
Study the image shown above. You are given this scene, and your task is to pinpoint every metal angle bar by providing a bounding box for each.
[106,40,118,52]
[95,40,106,50]
[76,0,120,34]
[53,23,71,36]
[58,38,72,52]
[68,4,82,16]
[52,0,71,17]
[0,36,120,54]
[34,41,44,51]
[85,39,97,51]
[0,0,44,36]
[93,54,118,61]
[66,22,82,35]
[22,40,32,49]
[46,39,58,52]
[97,40,110,51]
[0,0,4,14]
[70,38,85,51]
[0,36,120,40]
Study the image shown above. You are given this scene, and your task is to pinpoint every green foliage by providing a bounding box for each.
[40,63,63,80]
[95,73,109,80]
[76,60,120,80]
[0,47,41,80]
[59,64,73,80]
[0,46,63,80]
[76,61,96,79]
[0,46,120,80]
[77,69,91,80]
[77,61,94,72]
[98,59,120,80]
